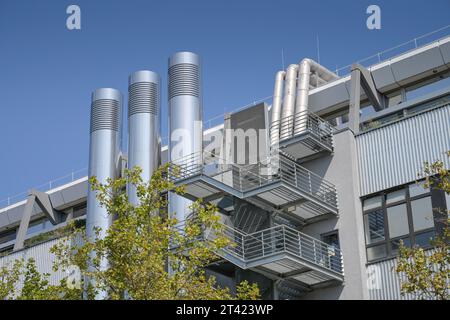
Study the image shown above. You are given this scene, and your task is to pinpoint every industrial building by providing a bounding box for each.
[1,34,450,300]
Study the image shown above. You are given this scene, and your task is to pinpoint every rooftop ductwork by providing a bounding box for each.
[271,59,338,145]
[127,70,161,205]
[294,59,339,134]
[270,70,286,148]
[279,64,298,140]
[270,59,338,161]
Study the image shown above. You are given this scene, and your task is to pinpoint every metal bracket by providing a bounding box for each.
[13,189,64,252]
[349,63,386,133]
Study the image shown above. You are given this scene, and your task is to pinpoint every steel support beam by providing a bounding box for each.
[13,190,63,252]
[13,194,36,252]
[349,63,386,134]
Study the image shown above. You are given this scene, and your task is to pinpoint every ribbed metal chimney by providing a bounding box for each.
[86,88,122,299]
[127,71,161,205]
[168,52,202,224]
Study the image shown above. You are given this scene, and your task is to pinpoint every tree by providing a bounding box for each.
[396,153,450,300]
[49,164,259,300]
[0,258,81,300]
[0,259,22,299]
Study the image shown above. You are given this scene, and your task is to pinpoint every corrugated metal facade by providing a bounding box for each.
[0,237,81,294]
[367,249,439,300]
[367,257,415,300]
[356,105,450,196]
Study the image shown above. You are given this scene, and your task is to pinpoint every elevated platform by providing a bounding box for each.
[207,222,344,288]
[270,111,334,162]
[169,152,338,224]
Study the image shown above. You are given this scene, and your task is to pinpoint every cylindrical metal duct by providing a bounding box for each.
[86,87,122,299]
[294,58,339,134]
[294,59,311,134]
[127,70,161,205]
[168,52,202,224]
[280,64,298,139]
[270,70,286,148]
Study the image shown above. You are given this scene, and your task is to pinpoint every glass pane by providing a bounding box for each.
[322,232,340,249]
[391,237,411,253]
[409,181,430,198]
[415,231,435,247]
[367,244,387,261]
[0,230,16,245]
[411,196,434,231]
[387,204,409,238]
[363,196,382,211]
[364,210,385,244]
[386,189,405,205]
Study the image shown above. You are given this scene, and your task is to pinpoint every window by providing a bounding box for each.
[367,244,387,261]
[411,196,434,231]
[362,182,444,263]
[387,204,409,238]
[363,196,382,211]
[414,230,435,247]
[0,229,16,245]
[386,189,405,205]
[409,181,429,197]
[321,231,341,273]
[322,231,340,249]
[26,217,51,235]
[72,203,87,218]
[391,237,411,254]
[364,209,385,244]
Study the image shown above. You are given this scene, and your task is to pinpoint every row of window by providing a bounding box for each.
[0,203,87,251]
[363,181,443,262]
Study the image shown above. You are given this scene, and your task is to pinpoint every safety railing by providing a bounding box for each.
[0,168,88,210]
[277,155,338,209]
[168,151,273,191]
[168,151,338,212]
[205,222,344,276]
[270,110,334,150]
[334,25,450,76]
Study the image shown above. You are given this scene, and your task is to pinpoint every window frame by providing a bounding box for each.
[363,182,439,264]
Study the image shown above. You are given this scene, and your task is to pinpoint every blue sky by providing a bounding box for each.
[0,0,449,201]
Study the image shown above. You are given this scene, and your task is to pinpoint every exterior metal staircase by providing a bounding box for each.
[168,151,338,224]
[204,221,344,288]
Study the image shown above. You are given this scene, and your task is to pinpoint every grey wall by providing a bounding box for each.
[299,129,369,299]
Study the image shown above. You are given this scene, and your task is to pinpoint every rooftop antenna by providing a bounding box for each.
[316,35,320,64]
[281,48,285,70]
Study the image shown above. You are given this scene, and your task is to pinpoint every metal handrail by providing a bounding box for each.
[270,110,334,147]
[168,150,338,211]
[334,25,450,76]
[205,221,344,275]
[277,155,338,208]
[0,167,88,210]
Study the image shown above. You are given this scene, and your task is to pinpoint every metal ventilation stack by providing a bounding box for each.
[127,71,161,205]
[86,88,122,298]
[168,52,202,224]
